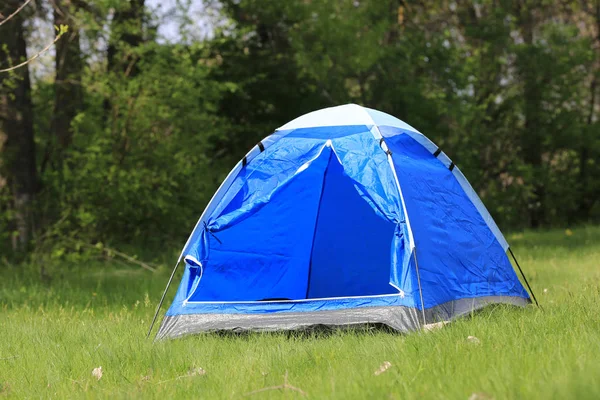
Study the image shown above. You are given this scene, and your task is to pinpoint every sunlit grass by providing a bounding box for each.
[1,226,599,399]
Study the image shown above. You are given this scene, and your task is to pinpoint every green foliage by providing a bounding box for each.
[2,0,600,260]
[54,24,69,35]
[32,41,235,256]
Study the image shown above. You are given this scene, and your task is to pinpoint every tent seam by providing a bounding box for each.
[365,127,416,250]
[185,292,402,305]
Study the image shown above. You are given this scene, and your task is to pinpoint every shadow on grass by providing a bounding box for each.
[207,323,399,340]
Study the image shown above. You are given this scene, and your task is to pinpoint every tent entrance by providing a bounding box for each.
[186,144,397,303]
[305,149,397,299]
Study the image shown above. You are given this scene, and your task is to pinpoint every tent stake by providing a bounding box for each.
[413,247,427,326]
[508,248,540,308]
[146,259,181,338]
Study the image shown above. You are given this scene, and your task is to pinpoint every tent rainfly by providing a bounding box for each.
[150,104,537,340]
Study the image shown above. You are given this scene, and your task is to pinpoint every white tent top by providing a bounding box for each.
[277,104,420,133]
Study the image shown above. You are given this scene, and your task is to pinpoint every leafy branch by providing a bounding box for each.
[0,24,68,73]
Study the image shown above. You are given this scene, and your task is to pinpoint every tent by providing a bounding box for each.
[152,104,536,340]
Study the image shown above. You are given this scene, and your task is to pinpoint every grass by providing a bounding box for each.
[1,226,600,399]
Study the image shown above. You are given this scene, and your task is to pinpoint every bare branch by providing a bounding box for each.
[0,0,34,28]
[0,26,68,73]
[245,371,307,397]
[98,245,158,272]
[64,238,159,272]
[155,367,206,385]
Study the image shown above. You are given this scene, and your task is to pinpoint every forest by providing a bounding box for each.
[1,0,599,263]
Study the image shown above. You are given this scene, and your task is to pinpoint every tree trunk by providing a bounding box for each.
[0,1,38,251]
[516,1,545,228]
[103,0,145,125]
[46,0,83,170]
[578,0,600,220]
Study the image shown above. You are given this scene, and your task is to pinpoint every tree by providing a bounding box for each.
[0,0,38,251]
[46,0,83,170]
[103,0,145,125]
[513,0,546,227]
[578,0,600,220]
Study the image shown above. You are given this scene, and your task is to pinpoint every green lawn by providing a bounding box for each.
[2,226,600,399]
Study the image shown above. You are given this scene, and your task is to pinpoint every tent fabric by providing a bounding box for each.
[384,130,528,308]
[277,103,420,133]
[156,295,527,340]
[156,104,530,340]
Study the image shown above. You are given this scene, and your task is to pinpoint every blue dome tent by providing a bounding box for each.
[150,104,537,340]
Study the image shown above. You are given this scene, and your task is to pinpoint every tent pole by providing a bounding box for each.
[508,248,541,308]
[413,247,427,326]
[146,259,181,338]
